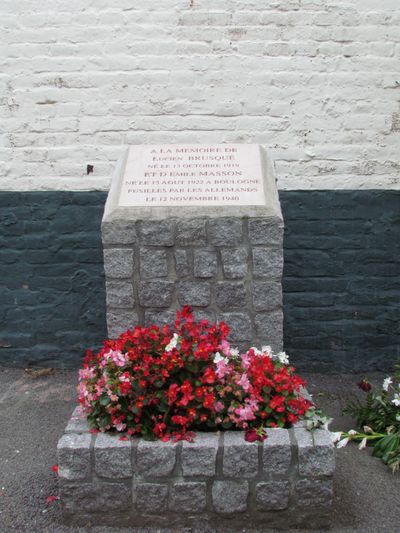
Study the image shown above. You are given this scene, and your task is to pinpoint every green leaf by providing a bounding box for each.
[99,396,111,406]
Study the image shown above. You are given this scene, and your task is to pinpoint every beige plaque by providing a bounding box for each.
[118,144,266,207]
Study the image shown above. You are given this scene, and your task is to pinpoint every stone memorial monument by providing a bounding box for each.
[60,154,335,527]
[102,144,284,350]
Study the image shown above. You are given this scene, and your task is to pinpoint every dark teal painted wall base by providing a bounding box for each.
[281,191,399,372]
[0,190,399,371]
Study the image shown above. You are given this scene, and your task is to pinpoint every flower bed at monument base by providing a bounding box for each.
[58,406,335,529]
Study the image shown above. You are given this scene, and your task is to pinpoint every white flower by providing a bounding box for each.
[336,437,350,448]
[213,352,225,364]
[165,333,179,352]
[277,351,289,365]
[363,426,373,434]
[250,347,263,356]
[392,393,400,407]
[358,437,367,450]
[261,345,272,356]
[331,431,343,444]
[348,429,357,435]
[382,377,393,392]
[230,348,240,358]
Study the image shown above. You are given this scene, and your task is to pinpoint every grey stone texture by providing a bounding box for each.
[145,309,176,327]
[94,433,132,479]
[65,407,89,434]
[136,440,177,477]
[103,211,283,350]
[208,218,243,246]
[169,482,207,512]
[107,310,138,338]
[295,428,335,478]
[139,281,174,308]
[296,478,334,507]
[212,480,249,514]
[174,249,190,278]
[106,280,134,308]
[176,218,207,246]
[216,282,247,309]
[193,249,217,278]
[181,432,218,477]
[222,431,258,478]
[139,247,168,278]
[177,281,211,307]
[103,248,134,278]
[255,311,283,351]
[221,247,248,279]
[134,483,169,512]
[252,282,282,312]
[57,433,92,481]
[256,481,290,511]
[263,428,292,476]
[219,312,253,342]
[60,482,131,513]
[252,248,283,280]
[102,220,137,245]
[139,220,174,246]
[248,218,284,247]
[58,411,335,528]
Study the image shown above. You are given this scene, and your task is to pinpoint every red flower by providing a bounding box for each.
[78,306,313,441]
[51,464,59,474]
[203,367,216,384]
[357,379,372,392]
[245,429,267,442]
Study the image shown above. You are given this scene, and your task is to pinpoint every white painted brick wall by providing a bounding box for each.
[1,0,400,191]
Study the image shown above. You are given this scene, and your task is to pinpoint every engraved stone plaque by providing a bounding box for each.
[119,144,266,207]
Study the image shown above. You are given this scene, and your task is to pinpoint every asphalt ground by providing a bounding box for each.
[0,367,399,533]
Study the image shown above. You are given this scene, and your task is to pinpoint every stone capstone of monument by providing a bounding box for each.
[102,144,284,351]
[58,406,335,529]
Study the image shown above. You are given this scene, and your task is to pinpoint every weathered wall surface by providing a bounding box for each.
[1,0,400,191]
[1,190,398,371]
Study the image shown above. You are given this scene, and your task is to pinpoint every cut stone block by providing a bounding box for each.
[134,483,169,512]
[212,480,249,514]
[136,440,177,477]
[256,481,290,511]
[222,432,259,478]
[181,432,219,477]
[94,433,132,479]
[295,428,335,478]
[169,482,207,513]
[57,433,92,481]
[263,428,292,476]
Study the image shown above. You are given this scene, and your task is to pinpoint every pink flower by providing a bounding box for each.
[215,358,230,379]
[214,401,224,412]
[237,373,251,392]
[241,352,251,369]
[235,405,256,422]
[220,340,231,357]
